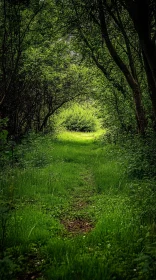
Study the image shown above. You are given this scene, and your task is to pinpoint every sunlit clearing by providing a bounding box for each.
[56,129,106,143]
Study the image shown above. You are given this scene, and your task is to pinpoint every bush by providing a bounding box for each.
[56,102,101,132]
[63,112,97,132]
[122,132,156,180]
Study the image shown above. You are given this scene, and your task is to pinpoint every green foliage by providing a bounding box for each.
[56,102,102,132]
[0,0,99,138]
[99,130,156,180]
[121,133,156,180]
[0,255,20,280]
[0,118,12,169]
[0,118,8,147]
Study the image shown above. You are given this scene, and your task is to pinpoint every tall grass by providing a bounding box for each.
[0,131,155,280]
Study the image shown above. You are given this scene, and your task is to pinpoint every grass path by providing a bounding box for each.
[0,131,155,280]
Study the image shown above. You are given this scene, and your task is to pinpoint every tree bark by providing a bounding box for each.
[123,0,156,103]
[143,52,156,129]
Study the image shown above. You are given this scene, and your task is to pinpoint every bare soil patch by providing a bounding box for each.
[61,217,93,234]
[73,198,89,209]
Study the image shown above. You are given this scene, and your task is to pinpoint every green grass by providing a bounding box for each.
[56,129,105,143]
[0,130,156,280]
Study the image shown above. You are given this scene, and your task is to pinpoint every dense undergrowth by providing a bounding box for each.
[55,101,102,133]
[0,131,156,280]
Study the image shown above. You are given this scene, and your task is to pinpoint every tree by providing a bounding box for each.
[0,0,45,137]
[120,0,156,126]
[0,0,95,139]
[56,0,156,134]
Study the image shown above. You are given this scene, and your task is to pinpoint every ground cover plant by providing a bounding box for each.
[0,130,156,280]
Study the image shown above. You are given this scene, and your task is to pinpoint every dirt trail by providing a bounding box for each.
[60,168,96,235]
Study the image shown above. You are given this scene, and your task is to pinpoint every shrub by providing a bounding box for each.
[56,102,101,132]
[122,132,156,179]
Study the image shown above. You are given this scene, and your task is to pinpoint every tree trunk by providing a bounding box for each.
[123,0,156,107]
[143,52,156,129]
[133,86,147,134]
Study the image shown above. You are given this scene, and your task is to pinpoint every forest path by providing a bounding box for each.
[54,131,100,235]
[2,130,142,280]
[54,130,124,236]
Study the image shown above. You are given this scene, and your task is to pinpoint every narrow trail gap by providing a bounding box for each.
[60,148,97,235]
